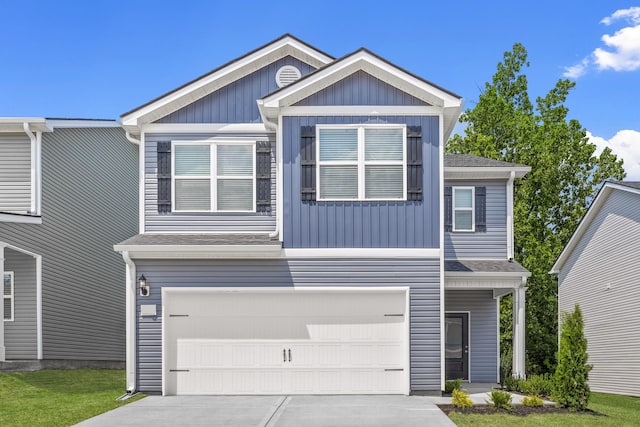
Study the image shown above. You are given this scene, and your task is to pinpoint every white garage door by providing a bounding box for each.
[163,288,409,395]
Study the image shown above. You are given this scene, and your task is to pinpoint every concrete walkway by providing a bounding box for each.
[76,395,456,427]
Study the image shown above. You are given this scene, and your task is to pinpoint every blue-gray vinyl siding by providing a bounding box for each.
[156,56,316,124]
[134,258,441,393]
[444,180,507,259]
[144,134,276,232]
[558,189,640,396]
[0,127,138,360]
[283,116,440,248]
[4,248,37,359]
[295,70,429,106]
[445,290,498,382]
[0,135,31,214]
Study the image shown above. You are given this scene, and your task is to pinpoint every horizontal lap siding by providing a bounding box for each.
[4,248,37,359]
[444,180,507,259]
[135,258,441,393]
[144,134,276,232]
[558,190,640,396]
[283,116,439,248]
[0,135,31,213]
[156,56,316,123]
[0,127,138,360]
[445,290,498,382]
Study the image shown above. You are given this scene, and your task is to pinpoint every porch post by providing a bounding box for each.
[0,244,6,361]
[512,283,527,378]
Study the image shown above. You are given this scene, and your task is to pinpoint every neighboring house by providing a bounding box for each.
[551,181,640,397]
[114,34,531,396]
[0,118,138,365]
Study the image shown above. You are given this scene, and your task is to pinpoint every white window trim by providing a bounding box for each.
[171,140,256,213]
[452,186,475,232]
[315,124,407,202]
[3,271,14,322]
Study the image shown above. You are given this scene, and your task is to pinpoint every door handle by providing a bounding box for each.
[283,349,286,362]
[288,348,292,362]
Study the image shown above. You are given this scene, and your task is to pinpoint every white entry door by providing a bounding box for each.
[163,288,409,395]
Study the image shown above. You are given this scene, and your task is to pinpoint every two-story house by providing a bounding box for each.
[0,118,137,366]
[115,35,530,395]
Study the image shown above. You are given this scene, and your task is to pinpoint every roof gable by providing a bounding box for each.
[121,34,333,132]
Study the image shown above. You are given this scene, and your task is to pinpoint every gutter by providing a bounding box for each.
[121,251,137,393]
[506,170,515,260]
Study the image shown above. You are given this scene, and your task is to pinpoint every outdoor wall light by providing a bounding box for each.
[139,274,150,297]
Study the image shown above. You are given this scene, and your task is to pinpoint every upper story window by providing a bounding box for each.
[3,272,14,322]
[172,142,255,212]
[316,125,406,201]
[453,187,474,232]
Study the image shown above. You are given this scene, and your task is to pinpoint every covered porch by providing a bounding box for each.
[444,260,530,382]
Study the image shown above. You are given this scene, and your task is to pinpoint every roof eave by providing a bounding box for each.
[444,166,530,179]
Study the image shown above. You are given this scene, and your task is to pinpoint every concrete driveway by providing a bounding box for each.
[76,395,456,427]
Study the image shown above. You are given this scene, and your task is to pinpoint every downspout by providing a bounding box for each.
[506,171,515,260]
[125,131,141,145]
[268,115,280,239]
[23,123,42,215]
[0,244,5,361]
[124,130,145,234]
[122,251,137,393]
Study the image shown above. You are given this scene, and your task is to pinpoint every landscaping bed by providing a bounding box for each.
[438,404,603,417]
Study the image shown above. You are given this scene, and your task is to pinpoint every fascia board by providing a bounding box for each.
[444,167,531,179]
[0,118,52,133]
[121,37,332,128]
[549,183,637,273]
[444,271,532,278]
[114,244,283,259]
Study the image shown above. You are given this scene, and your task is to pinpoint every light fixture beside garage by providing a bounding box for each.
[138,275,149,297]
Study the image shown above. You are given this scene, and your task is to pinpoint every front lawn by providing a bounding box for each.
[448,392,640,427]
[0,369,143,427]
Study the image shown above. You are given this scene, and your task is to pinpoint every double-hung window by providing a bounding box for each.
[173,142,255,212]
[317,125,406,201]
[3,272,13,322]
[453,187,474,231]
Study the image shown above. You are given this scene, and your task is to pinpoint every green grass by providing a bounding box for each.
[0,369,144,427]
[449,392,640,427]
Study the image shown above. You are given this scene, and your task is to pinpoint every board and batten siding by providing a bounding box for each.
[0,127,138,360]
[134,258,441,393]
[444,180,507,259]
[144,134,276,233]
[155,56,316,124]
[295,70,429,106]
[558,189,640,397]
[445,290,498,382]
[0,135,31,214]
[4,248,37,359]
[283,116,440,248]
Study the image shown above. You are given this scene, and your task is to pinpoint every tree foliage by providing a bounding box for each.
[447,43,625,374]
[553,305,592,410]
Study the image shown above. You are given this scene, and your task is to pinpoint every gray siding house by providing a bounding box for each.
[115,35,531,395]
[0,119,138,365]
[551,181,640,397]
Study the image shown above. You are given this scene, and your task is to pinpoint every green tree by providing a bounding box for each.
[553,305,591,410]
[448,43,625,374]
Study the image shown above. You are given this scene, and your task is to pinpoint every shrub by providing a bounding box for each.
[444,378,462,393]
[522,395,544,407]
[452,389,473,409]
[500,347,513,386]
[502,375,522,392]
[553,305,592,411]
[520,374,553,398]
[487,389,512,410]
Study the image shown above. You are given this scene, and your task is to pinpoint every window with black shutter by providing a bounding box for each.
[445,185,487,232]
[157,141,172,214]
[406,126,423,201]
[255,141,272,212]
[300,125,316,201]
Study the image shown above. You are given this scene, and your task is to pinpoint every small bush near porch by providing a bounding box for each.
[0,369,143,426]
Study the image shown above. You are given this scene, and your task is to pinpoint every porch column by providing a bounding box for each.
[512,284,527,378]
[0,244,5,361]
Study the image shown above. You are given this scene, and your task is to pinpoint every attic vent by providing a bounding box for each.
[276,65,302,88]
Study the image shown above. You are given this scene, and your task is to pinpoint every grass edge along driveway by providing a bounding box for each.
[0,369,143,427]
[449,392,640,427]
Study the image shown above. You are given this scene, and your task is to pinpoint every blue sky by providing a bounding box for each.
[1,1,639,178]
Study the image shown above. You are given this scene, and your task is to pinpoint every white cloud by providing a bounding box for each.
[587,130,640,180]
[564,7,640,78]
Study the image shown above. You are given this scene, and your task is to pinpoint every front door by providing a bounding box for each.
[445,313,469,380]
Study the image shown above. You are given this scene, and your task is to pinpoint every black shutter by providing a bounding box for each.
[300,125,316,201]
[444,186,452,232]
[255,141,272,212]
[475,186,487,232]
[157,141,172,214]
[406,126,423,201]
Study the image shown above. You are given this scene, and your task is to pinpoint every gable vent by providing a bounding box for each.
[276,65,302,88]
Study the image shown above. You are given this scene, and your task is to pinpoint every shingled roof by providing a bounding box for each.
[444,154,528,168]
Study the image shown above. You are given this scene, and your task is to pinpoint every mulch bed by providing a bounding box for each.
[438,404,604,417]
